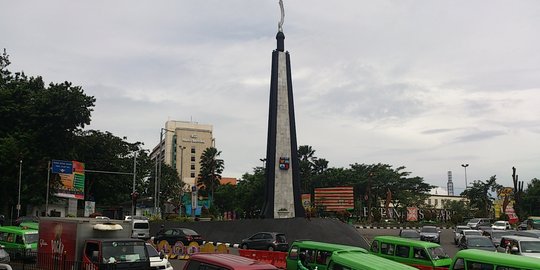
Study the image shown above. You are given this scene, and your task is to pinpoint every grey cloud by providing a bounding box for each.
[422,128,458,135]
[454,130,507,143]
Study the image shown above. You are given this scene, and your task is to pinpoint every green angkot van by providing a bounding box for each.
[286,240,367,270]
[450,249,540,269]
[0,225,38,259]
[370,236,452,270]
[328,249,418,270]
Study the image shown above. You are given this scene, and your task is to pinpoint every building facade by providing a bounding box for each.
[151,120,214,189]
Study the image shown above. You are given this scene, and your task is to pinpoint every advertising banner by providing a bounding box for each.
[314,187,354,211]
[54,160,85,200]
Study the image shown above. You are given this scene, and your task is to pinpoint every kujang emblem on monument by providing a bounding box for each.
[279,157,290,170]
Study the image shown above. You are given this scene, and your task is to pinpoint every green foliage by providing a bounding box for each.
[298,145,328,194]
[522,178,540,216]
[158,163,184,209]
[197,147,224,206]
[461,175,502,218]
[211,167,265,218]
[0,50,96,214]
[443,200,469,225]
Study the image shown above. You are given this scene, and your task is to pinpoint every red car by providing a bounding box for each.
[184,253,277,270]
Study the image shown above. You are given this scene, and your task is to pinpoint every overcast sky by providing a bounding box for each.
[2,1,539,194]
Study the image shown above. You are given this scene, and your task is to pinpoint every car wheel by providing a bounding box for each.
[268,246,274,251]
[242,244,248,250]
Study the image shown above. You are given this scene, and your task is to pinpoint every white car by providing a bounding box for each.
[492,221,511,230]
[145,243,174,270]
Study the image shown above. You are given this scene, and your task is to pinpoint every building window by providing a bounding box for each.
[191,156,196,162]
[190,173,195,178]
[427,199,432,205]
[435,199,438,206]
[191,147,196,154]
[191,164,195,170]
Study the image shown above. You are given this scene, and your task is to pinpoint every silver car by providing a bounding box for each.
[420,226,441,244]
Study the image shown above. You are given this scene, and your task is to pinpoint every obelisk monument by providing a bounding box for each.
[261,0,304,219]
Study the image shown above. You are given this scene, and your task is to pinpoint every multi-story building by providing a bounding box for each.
[151,120,214,189]
[425,194,468,209]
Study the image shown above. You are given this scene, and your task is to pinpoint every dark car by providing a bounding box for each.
[240,232,288,251]
[459,235,496,251]
[419,226,441,244]
[489,230,517,247]
[153,228,203,246]
[399,229,420,240]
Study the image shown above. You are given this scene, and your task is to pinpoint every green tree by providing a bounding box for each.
[461,176,502,217]
[0,50,95,215]
[158,163,184,213]
[197,147,224,207]
[72,130,152,206]
[298,145,316,193]
[235,167,265,218]
[522,178,540,216]
[213,183,237,215]
[443,200,470,225]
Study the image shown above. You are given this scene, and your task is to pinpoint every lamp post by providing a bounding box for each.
[461,164,469,189]
[17,160,22,218]
[131,152,137,216]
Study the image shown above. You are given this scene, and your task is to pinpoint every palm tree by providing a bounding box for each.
[197,147,224,207]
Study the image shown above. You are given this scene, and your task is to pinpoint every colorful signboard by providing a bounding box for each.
[54,160,85,200]
[314,186,354,211]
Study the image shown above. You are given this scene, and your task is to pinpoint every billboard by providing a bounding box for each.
[53,160,85,200]
[314,186,354,211]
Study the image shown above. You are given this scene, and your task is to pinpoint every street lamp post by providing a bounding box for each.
[461,164,469,188]
[131,152,137,216]
[17,160,22,218]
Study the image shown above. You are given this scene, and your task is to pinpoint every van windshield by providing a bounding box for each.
[24,233,38,244]
[427,247,449,260]
[102,241,148,263]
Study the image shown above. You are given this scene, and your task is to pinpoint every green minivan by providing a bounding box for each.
[0,226,38,259]
[370,236,452,270]
[328,249,418,270]
[286,240,367,270]
[450,249,540,269]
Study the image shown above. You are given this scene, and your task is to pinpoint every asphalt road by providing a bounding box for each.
[168,227,460,270]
